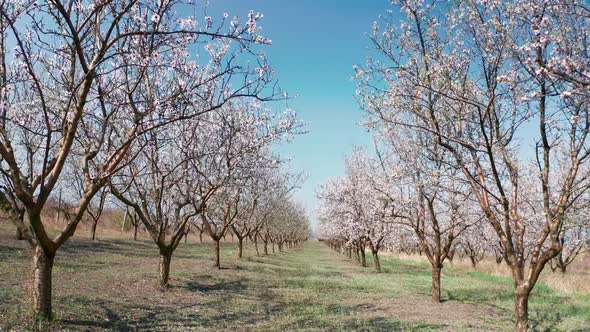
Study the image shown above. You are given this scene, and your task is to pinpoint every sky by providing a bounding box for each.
[206,1,393,232]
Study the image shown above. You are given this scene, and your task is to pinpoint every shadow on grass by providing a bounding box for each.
[182,279,247,294]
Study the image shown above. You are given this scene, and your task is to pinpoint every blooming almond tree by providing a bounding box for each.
[231,166,301,257]
[196,101,300,268]
[382,133,475,302]
[0,0,280,320]
[357,1,590,329]
[318,146,402,272]
[110,119,205,289]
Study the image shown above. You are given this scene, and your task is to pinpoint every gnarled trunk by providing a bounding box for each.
[263,241,269,255]
[159,249,172,289]
[32,246,55,321]
[514,288,529,332]
[432,266,442,303]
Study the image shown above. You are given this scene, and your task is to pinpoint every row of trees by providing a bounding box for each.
[0,0,308,323]
[320,0,590,331]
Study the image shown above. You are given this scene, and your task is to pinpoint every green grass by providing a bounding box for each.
[364,253,590,331]
[1,225,589,331]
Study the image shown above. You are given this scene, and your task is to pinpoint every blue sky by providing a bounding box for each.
[206,1,392,230]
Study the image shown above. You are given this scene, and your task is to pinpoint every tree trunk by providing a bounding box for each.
[199,231,203,243]
[32,246,55,321]
[432,266,442,303]
[272,242,275,253]
[16,227,25,240]
[264,241,269,255]
[360,247,367,267]
[91,219,98,241]
[514,288,529,332]
[254,239,259,256]
[159,250,172,289]
[184,231,188,244]
[372,250,381,272]
[238,238,243,258]
[214,240,221,269]
[133,223,138,241]
[469,255,477,268]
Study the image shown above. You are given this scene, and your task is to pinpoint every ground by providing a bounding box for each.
[1,227,589,331]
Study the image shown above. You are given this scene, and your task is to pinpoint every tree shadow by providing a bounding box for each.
[182,279,247,294]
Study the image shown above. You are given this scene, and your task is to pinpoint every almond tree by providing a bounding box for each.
[232,167,300,257]
[0,0,280,320]
[266,199,310,250]
[67,165,109,241]
[550,200,590,273]
[317,147,402,272]
[384,130,480,303]
[110,120,205,289]
[459,225,487,269]
[86,188,108,241]
[357,1,590,329]
[198,101,300,268]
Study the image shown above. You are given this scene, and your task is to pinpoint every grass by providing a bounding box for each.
[1,223,589,331]
[365,254,590,331]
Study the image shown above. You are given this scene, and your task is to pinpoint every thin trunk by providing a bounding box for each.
[514,288,529,332]
[238,238,243,258]
[133,223,138,241]
[372,249,381,272]
[214,240,221,269]
[184,231,188,244]
[91,219,98,241]
[32,246,54,321]
[272,242,275,253]
[199,231,203,243]
[121,210,128,233]
[254,239,259,256]
[159,250,172,289]
[264,241,269,255]
[432,266,442,303]
[360,247,367,267]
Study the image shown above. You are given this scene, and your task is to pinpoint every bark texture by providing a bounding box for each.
[32,246,55,321]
